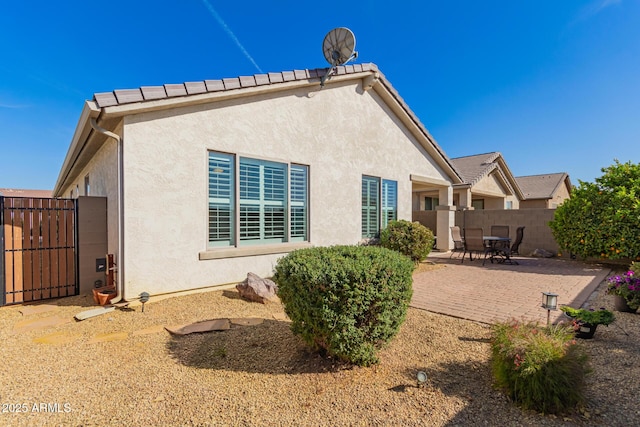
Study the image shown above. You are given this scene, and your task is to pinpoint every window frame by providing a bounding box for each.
[205,151,310,256]
[362,175,398,238]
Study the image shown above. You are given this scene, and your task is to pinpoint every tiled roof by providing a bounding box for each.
[516,173,569,200]
[450,152,502,186]
[0,188,53,198]
[85,63,461,186]
[93,64,378,108]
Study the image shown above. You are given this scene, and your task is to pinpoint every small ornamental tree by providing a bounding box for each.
[379,219,435,262]
[273,245,414,366]
[549,160,640,261]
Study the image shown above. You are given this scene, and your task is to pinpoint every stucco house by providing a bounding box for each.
[516,173,572,209]
[414,152,524,211]
[53,63,461,301]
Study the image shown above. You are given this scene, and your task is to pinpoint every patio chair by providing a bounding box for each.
[462,227,492,265]
[449,226,465,259]
[510,226,525,255]
[490,225,511,258]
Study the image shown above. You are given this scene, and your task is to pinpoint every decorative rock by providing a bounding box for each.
[530,248,555,258]
[165,319,231,335]
[236,272,278,304]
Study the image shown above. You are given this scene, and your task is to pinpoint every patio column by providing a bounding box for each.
[458,187,472,209]
[436,186,455,251]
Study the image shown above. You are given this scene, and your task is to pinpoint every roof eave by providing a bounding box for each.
[53,101,101,196]
[494,157,525,200]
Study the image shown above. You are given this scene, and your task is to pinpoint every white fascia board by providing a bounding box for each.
[53,101,101,196]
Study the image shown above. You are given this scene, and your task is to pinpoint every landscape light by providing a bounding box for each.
[139,292,150,313]
[416,371,427,388]
[541,292,558,325]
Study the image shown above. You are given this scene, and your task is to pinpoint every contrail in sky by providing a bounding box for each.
[201,0,264,73]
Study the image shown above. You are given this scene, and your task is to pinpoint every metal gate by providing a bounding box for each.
[0,196,78,306]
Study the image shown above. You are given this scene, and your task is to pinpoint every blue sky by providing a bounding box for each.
[1,0,638,190]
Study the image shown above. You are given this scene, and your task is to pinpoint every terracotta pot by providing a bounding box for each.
[92,287,117,306]
[612,295,636,313]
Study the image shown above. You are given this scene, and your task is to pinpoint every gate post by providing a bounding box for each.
[74,198,79,295]
[0,195,5,306]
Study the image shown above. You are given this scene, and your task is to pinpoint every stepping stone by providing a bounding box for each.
[19,305,59,316]
[33,331,80,345]
[229,318,264,326]
[165,318,231,335]
[74,306,115,321]
[13,316,72,334]
[88,332,129,343]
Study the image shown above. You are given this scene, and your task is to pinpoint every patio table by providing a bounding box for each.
[483,236,517,264]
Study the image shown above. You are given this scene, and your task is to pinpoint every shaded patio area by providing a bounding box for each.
[411,252,611,325]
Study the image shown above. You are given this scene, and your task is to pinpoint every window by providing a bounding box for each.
[208,152,308,248]
[382,180,397,228]
[424,197,439,211]
[505,200,513,210]
[362,176,379,238]
[362,176,397,238]
[472,199,484,210]
[290,165,309,242]
[239,158,287,245]
[84,175,90,196]
[208,153,235,247]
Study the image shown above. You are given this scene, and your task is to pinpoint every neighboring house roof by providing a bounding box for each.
[516,173,572,200]
[0,188,53,198]
[450,152,525,199]
[54,63,463,195]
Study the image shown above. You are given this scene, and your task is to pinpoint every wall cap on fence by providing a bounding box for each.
[435,205,456,211]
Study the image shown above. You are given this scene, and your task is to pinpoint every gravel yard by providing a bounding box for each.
[1,270,639,427]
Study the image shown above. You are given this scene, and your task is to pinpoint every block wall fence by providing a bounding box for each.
[413,208,562,257]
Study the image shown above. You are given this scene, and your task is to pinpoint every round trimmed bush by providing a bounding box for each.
[379,219,434,262]
[273,245,414,366]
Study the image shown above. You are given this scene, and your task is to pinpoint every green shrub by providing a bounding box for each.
[379,219,435,262]
[491,320,591,414]
[273,245,414,366]
[549,160,640,261]
[560,306,615,326]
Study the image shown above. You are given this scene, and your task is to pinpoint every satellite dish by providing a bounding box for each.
[320,27,358,87]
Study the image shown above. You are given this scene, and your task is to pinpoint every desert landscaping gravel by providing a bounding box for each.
[1,268,639,426]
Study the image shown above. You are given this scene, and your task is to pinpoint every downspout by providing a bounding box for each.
[90,118,125,304]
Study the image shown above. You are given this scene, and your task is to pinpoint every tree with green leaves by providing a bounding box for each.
[549,160,640,261]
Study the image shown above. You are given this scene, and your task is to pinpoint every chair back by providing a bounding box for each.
[464,228,485,251]
[511,226,525,254]
[490,225,510,251]
[450,226,464,249]
[490,225,510,238]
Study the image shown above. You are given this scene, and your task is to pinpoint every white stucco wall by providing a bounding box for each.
[60,137,119,257]
[119,80,452,297]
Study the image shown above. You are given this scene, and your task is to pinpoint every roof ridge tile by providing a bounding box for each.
[92,63,381,108]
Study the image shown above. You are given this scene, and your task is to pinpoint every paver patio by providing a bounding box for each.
[411,252,611,325]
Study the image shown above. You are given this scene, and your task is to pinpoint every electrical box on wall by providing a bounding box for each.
[96,258,106,273]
